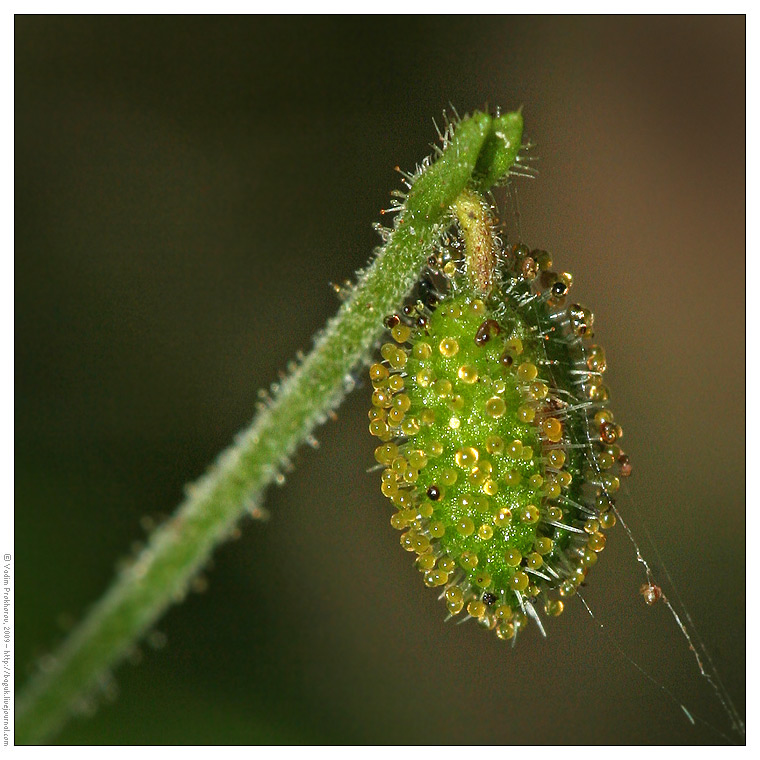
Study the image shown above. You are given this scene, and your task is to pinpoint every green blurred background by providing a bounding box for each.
[16,16,744,745]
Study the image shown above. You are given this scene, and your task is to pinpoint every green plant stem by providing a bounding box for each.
[15,109,523,745]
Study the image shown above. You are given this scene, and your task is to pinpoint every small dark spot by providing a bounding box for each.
[512,243,530,258]
[482,592,498,606]
[475,319,501,346]
[618,453,632,477]
[384,314,400,329]
[500,350,514,368]
[551,281,568,297]
[402,304,416,317]
[599,421,617,444]
[416,315,429,329]
[426,485,441,501]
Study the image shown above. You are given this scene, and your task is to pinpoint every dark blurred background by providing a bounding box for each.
[15,16,745,745]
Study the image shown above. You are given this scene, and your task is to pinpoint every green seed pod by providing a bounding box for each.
[370,188,629,642]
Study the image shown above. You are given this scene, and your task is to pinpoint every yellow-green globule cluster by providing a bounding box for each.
[369,247,629,641]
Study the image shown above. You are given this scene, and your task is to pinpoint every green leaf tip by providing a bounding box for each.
[473,110,524,191]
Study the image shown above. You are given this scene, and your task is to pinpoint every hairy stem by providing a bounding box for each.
[16,108,523,744]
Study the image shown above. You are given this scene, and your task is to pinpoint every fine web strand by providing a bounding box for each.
[612,483,745,741]
[575,592,735,744]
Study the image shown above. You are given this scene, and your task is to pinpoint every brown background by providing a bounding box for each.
[16,16,745,744]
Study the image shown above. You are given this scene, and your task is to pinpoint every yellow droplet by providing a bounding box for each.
[391,323,411,343]
[407,450,428,469]
[440,468,457,486]
[412,341,432,360]
[389,349,407,370]
[456,517,475,536]
[526,552,543,569]
[477,524,494,541]
[482,479,498,496]
[485,435,504,455]
[371,389,392,408]
[485,397,506,418]
[517,404,536,423]
[392,394,411,412]
[445,586,463,603]
[419,409,435,426]
[381,480,398,498]
[460,551,478,569]
[517,362,538,381]
[504,470,522,486]
[434,378,452,397]
[474,571,492,588]
[588,532,606,552]
[584,518,600,534]
[472,495,490,512]
[389,512,407,530]
[448,416,461,430]
[455,447,480,468]
[369,363,389,382]
[535,537,553,555]
[529,381,548,400]
[418,502,433,518]
[374,443,398,464]
[458,365,478,383]
[547,506,563,521]
[493,508,512,528]
[427,440,443,457]
[387,407,404,426]
[400,418,420,436]
[439,337,459,358]
[387,374,404,393]
[510,571,529,592]
[594,409,614,426]
[548,449,566,469]
[520,505,540,524]
[369,419,389,438]
[540,417,563,442]
[505,548,522,567]
[416,368,433,387]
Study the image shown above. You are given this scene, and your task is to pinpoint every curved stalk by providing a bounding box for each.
[15,109,523,744]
